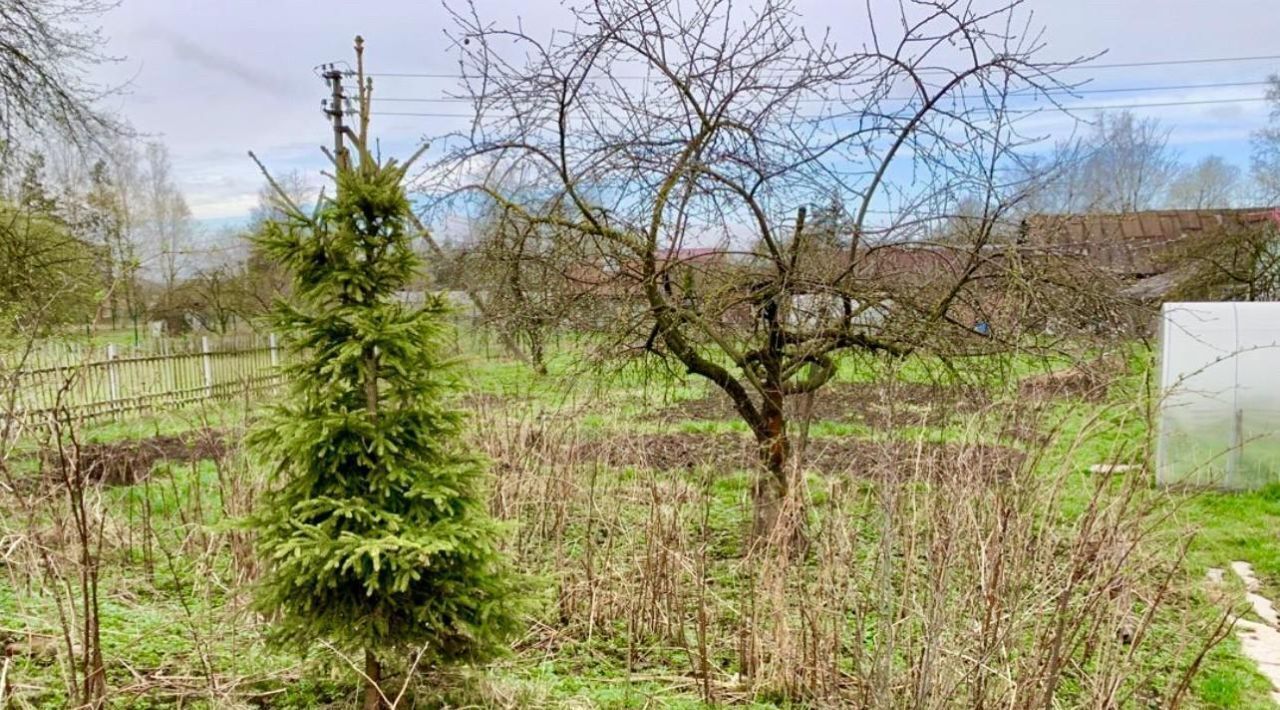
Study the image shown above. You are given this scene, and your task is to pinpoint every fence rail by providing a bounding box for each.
[2,335,282,426]
[2,319,513,432]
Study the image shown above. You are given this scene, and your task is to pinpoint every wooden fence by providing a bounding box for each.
[3,334,282,425]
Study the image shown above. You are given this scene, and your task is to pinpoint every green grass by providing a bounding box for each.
[1193,638,1276,708]
[5,333,1280,707]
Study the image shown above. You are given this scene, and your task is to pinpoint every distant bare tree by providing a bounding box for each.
[1168,155,1241,209]
[1251,75,1280,205]
[90,141,146,331]
[248,171,313,227]
[187,263,239,333]
[438,0,1086,538]
[1081,112,1179,212]
[454,198,589,374]
[0,0,123,145]
[144,143,192,297]
[1024,112,1179,214]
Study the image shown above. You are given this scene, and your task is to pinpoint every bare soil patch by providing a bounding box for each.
[43,429,229,485]
[1017,362,1116,403]
[571,431,1023,482]
[651,381,991,429]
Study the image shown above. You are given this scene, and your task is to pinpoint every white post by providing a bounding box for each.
[106,343,120,418]
[1229,408,1244,488]
[163,337,173,396]
[201,336,214,398]
[268,332,281,394]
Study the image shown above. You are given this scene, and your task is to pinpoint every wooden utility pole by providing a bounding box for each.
[316,37,537,374]
[321,63,349,170]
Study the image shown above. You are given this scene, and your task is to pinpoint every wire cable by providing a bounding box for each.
[368,51,1280,81]
[371,79,1276,105]
[370,95,1273,119]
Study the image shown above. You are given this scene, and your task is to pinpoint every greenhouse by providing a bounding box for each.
[1157,302,1280,489]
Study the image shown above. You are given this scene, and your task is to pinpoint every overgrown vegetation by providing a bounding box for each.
[0,338,1276,707]
[6,1,1280,708]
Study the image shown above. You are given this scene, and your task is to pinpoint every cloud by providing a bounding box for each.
[95,0,1280,224]
[159,31,296,95]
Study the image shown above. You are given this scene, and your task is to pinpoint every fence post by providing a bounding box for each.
[106,343,120,420]
[268,333,281,394]
[201,336,214,399]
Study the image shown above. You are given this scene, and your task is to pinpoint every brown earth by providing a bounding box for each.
[568,431,1023,482]
[1017,363,1115,403]
[43,428,229,485]
[651,381,992,430]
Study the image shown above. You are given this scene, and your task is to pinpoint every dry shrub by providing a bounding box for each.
[744,427,1196,708]
[469,395,1218,708]
[0,403,268,707]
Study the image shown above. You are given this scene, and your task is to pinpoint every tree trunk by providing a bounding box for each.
[362,649,383,710]
[751,388,790,542]
[529,332,548,376]
[751,462,786,542]
[83,561,105,707]
[82,619,105,707]
[362,348,384,710]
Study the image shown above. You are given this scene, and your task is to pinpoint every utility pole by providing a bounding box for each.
[321,64,349,170]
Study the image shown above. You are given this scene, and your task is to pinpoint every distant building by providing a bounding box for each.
[1020,208,1280,300]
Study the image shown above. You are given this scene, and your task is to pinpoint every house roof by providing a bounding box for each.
[1021,208,1280,275]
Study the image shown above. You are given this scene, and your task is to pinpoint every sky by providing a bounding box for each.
[88,0,1280,229]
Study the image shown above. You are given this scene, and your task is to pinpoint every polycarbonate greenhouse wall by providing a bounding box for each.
[1157,302,1280,489]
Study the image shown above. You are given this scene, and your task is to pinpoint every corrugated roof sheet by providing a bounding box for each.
[1022,208,1280,275]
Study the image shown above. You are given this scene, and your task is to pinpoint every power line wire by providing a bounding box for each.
[1051,80,1272,95]
[371,95,1272,119]
[372,79,1276,104]
[1088,53,1280,69]
[368,51,1280,81]
[1044,96,1270,112]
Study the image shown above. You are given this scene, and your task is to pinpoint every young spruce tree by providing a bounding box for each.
[248,40,521,709]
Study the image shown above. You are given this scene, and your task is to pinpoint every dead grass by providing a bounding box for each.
[557,431,1024,483]
[0,356,1236,708]
[1017,358,1120,403]
[466,393,1223,707]
[650,381,991,429]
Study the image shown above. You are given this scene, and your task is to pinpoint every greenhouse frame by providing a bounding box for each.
[1157,302,1280,489]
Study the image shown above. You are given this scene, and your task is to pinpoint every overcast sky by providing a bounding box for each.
[90,0,1280,227]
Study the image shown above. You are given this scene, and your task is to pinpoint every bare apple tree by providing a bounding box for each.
[435,0,1086,538]
[450,199,591,375]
